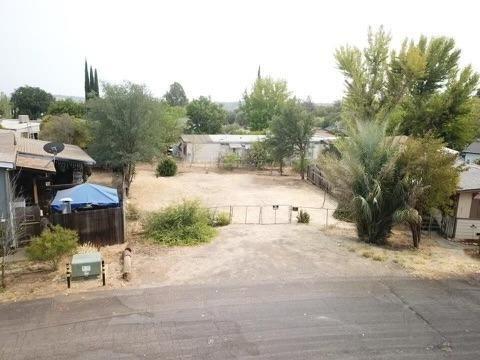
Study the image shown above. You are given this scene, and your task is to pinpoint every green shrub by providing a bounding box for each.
[144,200,217,246]
[292,158,310,174]
[222,153,241,170]
[245,141,272,169]
[126,203,140,221]
[156,158,177,177]
[209,211,231,227]
[26,226,79,270]
[216,212,231,226]
[296,210,310,224]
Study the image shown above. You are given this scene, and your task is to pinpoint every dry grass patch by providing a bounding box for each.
[338,226,480,280]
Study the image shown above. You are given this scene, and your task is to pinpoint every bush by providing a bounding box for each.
[296,210,310,224]
[292,158,310,174]
[222,153,241,170]
[245,141,272,169]
[126,203,140,221]
[156,158,177,177]
[144,200,217,246]
[209,211,231,227]
[26,226,79,270]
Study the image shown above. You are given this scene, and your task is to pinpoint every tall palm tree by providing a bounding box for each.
[320,121,404,245]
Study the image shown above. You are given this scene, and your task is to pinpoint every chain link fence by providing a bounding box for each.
[208,205,336,227]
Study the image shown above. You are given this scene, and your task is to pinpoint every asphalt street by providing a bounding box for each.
[0,277,479,359]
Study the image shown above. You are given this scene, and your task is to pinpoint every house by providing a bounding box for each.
[308,129,337,159]
[0,129,95,247]
[179,134,266,163]
[441,164,480,240]
[0,115,41,139]
[462,140,480,164]
[179,130,337,164]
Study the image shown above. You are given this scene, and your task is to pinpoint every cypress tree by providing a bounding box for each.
[89,66,95,97]
[94,69,99,96]
[84,59,90,100]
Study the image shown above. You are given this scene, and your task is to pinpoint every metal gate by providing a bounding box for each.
[208,205,335,226]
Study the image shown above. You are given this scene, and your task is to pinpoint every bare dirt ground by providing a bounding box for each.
[1,164,479,303]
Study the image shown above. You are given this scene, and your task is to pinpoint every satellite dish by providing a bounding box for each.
[43,142,65,155]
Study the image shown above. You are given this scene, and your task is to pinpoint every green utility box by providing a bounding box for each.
[71,252,102,278]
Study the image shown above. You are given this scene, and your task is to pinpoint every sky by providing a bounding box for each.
[1,0,479,103]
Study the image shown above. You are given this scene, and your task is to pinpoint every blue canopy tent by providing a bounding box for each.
[51,183,119,213]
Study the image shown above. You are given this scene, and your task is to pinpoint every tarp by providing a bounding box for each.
[51,183,119,212]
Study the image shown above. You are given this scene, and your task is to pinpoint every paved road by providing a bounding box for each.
[0,277,479,359]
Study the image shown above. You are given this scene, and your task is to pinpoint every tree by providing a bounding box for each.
[87,82,168,196]
[315,101,342,130]
[245,141,272,169]
[94,69,99,96]
[0,92,11,118]
[319,121,405,245]
[39,114,91,148]
[336,27,479,150]
[84,59,90,100]
[396,136,460,247]
[241,77,290,131]
[10,86,54,119]
[85,60,99,99]
[89,66,94,94]
[186,96,227,134]
[397,38,479,150]
[152,100,186,149]
[47,99,86,117]
[164,82,188,107]
[269,100,315,179]
[335,27,394,124]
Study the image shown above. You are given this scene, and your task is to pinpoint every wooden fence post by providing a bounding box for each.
[122,247,132,281]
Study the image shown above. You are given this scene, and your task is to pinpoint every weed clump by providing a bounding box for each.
[144,200,216,246]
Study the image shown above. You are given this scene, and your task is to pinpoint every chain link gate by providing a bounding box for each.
[208,205,335,227]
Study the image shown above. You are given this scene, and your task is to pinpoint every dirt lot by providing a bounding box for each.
[126,164,340,227]
[1,165,479,303]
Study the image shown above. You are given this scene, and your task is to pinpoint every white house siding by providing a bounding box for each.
[456,192,473,218]
[185,143,223,163]
[464,153,480,164]
[453,191,480,240]
[455,219,480,240]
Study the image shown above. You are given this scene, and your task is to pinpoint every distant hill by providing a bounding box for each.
[54,94,84,103]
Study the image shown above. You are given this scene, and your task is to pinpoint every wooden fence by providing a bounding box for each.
[440,215,456,238]
[51,207,124,246]
[306,165,333,194]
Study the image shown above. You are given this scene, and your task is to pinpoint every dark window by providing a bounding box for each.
[469,192,480,219]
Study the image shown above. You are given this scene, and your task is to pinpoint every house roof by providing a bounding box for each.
[0,129,95,171]
[0,119,41,133]
[463,141,480,154]
[181,134,266,144]
[458,164,480,192]
[16,137,95,165]
[209,134,266,143]
[16,154,56,172]
[181,134,214,144]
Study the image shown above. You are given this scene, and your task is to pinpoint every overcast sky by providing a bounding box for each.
[1,0,479,103]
